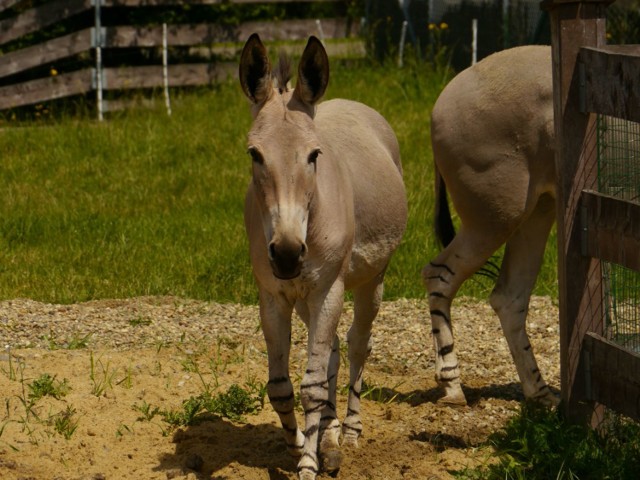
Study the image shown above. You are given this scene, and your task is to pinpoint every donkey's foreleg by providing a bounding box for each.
[295,305,341,470]
[297,282,344,480]
[490,199,558,407]
[342,278,382,447]
[317,335,342,472]
[260,294,304,457]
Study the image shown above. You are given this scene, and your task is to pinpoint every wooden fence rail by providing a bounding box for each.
[0,0,343,44]
[0,0,359,114]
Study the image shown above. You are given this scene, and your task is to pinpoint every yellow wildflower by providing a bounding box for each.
[428,23,436,31]
[50,67,58,76]
[440,22,449,30]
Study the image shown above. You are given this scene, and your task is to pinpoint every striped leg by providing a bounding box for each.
[342,277,382,447]
[260,292,304,457]
[489,196,559,406]
[422,230,498,406]
[318,335,342,472]
[296,303,342,472]
[297,281,344,480]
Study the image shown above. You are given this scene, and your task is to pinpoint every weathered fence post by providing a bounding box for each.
[543,0,612,424]
[94,0,104,121]
[546,2,640,421]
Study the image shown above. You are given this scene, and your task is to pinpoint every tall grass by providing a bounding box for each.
[0,57,558,304]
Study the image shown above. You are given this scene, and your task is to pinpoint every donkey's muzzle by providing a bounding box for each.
[268,240,306,280]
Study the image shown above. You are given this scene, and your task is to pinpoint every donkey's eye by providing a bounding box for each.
[248,147,264,165]
[308,149,321,165]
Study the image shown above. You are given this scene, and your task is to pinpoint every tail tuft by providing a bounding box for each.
[434,168,455,248]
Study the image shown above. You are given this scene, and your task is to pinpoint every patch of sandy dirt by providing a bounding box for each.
[0,296,560,480]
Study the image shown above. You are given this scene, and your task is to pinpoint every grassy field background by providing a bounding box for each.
[0,57,558,304]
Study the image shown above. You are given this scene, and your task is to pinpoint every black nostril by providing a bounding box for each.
[268,239,305,279]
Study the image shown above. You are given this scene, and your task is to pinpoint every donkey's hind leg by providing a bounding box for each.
[489,195,559,406]
[423,229,504,405]
[342,275,384,448]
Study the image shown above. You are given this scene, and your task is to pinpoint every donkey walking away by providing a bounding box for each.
[423,46,559,407]
[239,34,407,479]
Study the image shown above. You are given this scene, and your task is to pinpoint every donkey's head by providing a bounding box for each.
[240,34,329,280]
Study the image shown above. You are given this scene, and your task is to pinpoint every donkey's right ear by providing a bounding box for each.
[239,33,272,104]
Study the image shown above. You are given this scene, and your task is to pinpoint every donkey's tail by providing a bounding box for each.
[434,165,456,248]
[434,164,501,279]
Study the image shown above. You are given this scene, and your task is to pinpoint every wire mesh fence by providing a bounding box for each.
[597,115,640,352]
[598,116,640,203]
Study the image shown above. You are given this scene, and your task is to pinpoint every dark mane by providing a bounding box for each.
[274,51,292,93]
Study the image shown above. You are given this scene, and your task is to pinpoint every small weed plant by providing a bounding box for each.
[129,316,152,327]
[360,379,411,404]
[51,406,79,440]
[454,401,640,480]
[211,383,264,421]
[159,382,265,428]
[89,352,116,397]
[28,373,70,401]
[133,400,161,422]
[2,350,24,382]
[45,331,91,350]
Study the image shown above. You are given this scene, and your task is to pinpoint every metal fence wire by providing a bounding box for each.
[597,115,640,353]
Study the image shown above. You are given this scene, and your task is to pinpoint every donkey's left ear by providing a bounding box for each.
[294,36,329,106]
[239,33,272,104]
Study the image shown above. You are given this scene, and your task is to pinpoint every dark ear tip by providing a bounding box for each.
[243,33,263,52]
[302,35,328,67]
[306,36,325,51]
[241,33,261,58]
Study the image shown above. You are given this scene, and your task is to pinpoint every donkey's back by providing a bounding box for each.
[316,98,406,288]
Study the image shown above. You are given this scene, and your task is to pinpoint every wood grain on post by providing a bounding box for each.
[542,0,611,424]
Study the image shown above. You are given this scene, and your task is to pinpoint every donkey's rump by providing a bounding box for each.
[431,45,555,233]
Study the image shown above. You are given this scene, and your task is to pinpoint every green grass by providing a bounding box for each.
[0,58,558,304]
[454,402,640,480]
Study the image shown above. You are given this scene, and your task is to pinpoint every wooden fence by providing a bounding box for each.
[0,0,361,116]
[546,0,640,423]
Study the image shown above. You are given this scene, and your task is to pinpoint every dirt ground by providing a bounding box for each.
[0,295,560,480]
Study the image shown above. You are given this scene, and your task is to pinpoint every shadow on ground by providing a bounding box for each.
[157,418,294,479]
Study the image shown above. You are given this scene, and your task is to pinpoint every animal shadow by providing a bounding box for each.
[155,417,295,479]
[363,380,560,409]
[405,382,527,407]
